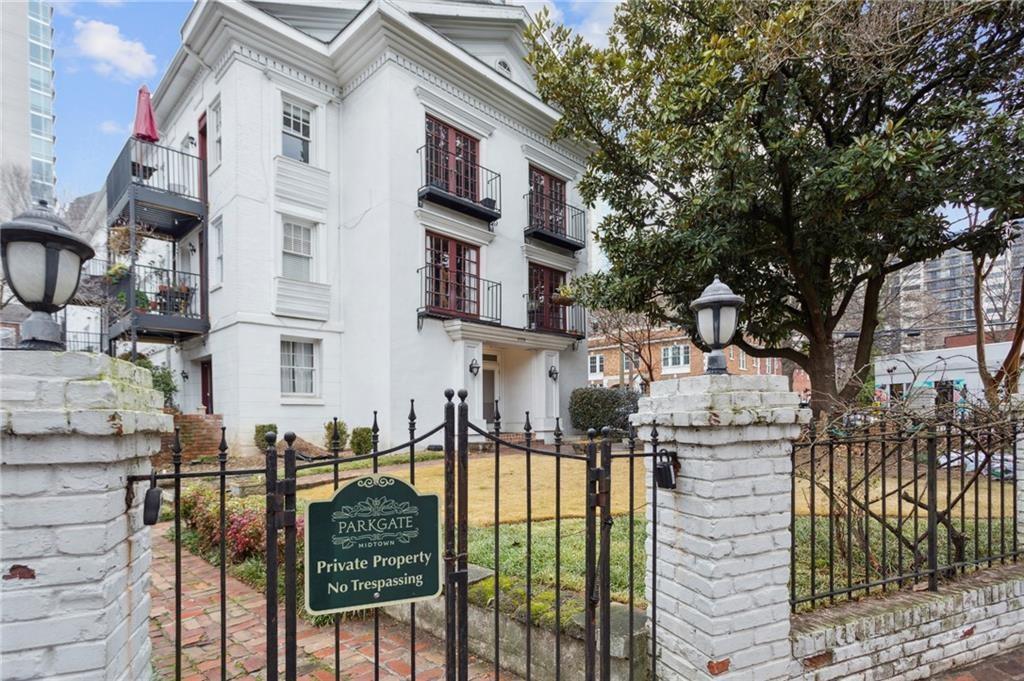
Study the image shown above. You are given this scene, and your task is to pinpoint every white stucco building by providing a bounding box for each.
[72,0,591,449]
[875,341,1021,402]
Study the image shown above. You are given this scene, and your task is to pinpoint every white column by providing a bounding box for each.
[0,351,173,681]
[632,374,808,681]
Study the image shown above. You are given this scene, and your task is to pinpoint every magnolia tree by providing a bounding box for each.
[526,0,1024,413]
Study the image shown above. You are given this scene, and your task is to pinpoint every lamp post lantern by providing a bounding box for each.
[690,275,744,375]
[1,200,95,350]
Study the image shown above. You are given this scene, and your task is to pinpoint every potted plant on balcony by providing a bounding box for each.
[550,283,576,307]
[134,290,150,313]
[105,262,129,284]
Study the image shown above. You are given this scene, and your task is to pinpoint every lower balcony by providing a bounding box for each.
[418,265,501,325]
[63,330,106,353]
[527,299,586,338]
[108,263,209,343]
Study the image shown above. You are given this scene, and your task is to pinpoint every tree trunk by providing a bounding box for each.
[807,334,840,415]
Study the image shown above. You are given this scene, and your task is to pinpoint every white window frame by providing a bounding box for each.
[739,351,747,370]
[281,98,312,164]
[661,344,691,374]
[210,99,222,168]
[210,216,224,286]
[281,219,315,282]
[280,338,319,396]
[622,351,637,372]
[588,354,605,376]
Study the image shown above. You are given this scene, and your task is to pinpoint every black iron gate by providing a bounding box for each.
[131,389,667,680]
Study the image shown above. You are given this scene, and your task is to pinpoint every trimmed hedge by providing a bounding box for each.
[323,420,349,450]
[568,387,639,432]
[253,424,277,449]
[350,427,373,455]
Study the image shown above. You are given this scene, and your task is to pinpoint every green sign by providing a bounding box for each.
[304,474,441,615]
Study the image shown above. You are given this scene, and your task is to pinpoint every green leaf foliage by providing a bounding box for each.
[350,427,373,456]
[568,387,639,432]
[526,1,1024,407]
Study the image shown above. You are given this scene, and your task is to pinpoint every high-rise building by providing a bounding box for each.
[0,0,56,212]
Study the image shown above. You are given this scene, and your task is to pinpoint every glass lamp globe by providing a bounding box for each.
[689,276,744,374]
[1,201,95,349]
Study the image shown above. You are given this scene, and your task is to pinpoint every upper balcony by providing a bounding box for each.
[106,138,206,240]
[524,191,586,252]
[417,265,502,326]
[417,146,501,224]
[527,296,586,339]
[107,263,209,343]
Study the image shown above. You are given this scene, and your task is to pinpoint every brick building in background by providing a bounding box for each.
[587,326,784,391]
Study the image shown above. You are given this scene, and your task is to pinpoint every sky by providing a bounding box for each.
[49,0,620,201]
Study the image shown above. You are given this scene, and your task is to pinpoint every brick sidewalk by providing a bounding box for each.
[149,524,508,680]
[936,646,1024,681]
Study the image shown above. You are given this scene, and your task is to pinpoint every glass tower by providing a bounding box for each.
[27,0,55,204]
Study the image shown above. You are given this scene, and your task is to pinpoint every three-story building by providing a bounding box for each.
[82,0,591,448]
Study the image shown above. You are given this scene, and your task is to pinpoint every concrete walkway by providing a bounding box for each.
[149,524,509,680]
[937,646,1024,681]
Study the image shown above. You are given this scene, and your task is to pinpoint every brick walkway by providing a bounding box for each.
[936,646,1024,681]
[149,524,507,680]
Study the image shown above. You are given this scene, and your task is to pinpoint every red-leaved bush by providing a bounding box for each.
[180,484,305,566]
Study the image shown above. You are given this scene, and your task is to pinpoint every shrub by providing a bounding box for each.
[350,427,373,455]
[323,420,349,450]
[568,387,639,432]
[254,424,278,449]
[118,354,177,408]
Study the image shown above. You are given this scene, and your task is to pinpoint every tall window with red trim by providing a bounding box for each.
[528,263,566,332]
[425,116,479,202]
[529,166,567,235]
[424,232,480,317]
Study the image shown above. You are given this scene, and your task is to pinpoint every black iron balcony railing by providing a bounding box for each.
[524,191,586,250]
[418,265,501,325]
[527,298,586,338]
[110,263,203,320]
[64,330,106,353]
[106,137,205,207]
[417,145,501,222]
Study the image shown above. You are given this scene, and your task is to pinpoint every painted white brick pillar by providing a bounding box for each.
[0,351,173,681]
[632,374,809,681]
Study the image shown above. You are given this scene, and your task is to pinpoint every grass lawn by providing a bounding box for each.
[792,475,1015,518]
[298,453,649,525]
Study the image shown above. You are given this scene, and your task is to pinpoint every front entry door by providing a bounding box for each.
[200,360,213,414]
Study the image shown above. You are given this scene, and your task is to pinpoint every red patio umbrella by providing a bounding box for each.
[132,85,160,142]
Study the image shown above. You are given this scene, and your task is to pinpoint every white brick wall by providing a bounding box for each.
[633,375,809,681]
[791,563,1023,680]
[1,351,172,680]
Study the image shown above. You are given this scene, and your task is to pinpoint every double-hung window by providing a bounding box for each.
[661,344,690,371]
[739,351,747,370]
[210,100,222,166]
[282,100,312,163]
[589,354,605,376]
[281,340,316,395]
[282,221,313,282]
[211,217,224,285]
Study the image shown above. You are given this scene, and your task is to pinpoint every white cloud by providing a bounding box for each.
[570,0,621,47]
[73,19,156,80]
[524,1,564,24]
[98,120,126,135]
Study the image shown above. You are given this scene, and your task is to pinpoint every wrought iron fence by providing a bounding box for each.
[525,190,586,247]
[790,418,1020,611]
[417,144,501,216]
[63,330,105,352]
[418,265,502,324]
[106,137,205,205]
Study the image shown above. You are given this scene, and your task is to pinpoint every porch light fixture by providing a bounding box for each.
[690,275,744,375]
[1,201,95,350]
[468,358,480,376]
[180,370,190,382]
[548,365,559,381]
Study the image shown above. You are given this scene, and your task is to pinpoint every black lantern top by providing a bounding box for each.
[1,201,95,260]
